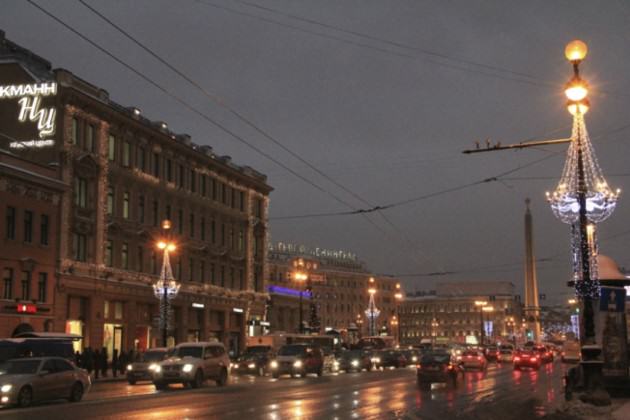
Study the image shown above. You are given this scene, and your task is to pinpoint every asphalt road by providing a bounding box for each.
[0,361,568,419]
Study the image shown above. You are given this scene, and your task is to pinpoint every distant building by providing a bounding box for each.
[0,31,272,356]
[266,243,402,339]
[399,281,523,346]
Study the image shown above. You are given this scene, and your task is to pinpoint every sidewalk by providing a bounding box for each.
[89,374,128,384]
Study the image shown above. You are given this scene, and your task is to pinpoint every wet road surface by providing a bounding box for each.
[0,361,568,419]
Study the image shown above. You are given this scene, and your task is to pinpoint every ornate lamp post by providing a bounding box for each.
[365,277,380,336]
[546,40,620,346]
[153,220,179,347]
[394,283,403,345]
[431,318,439,346]
[482,305,494,343]
[293,270,308,334]
[474,300,487,346]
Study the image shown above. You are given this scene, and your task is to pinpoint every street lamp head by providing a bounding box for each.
[568,298,577,305]
[565,40,588,62]
[394,292,403,300]
[482,306,494,312]
[161,219,172,230]
[565,77,589,102]
[293,271,308,282]
[368,288,376,295]
[395,283,401,289]
[157,241,167,250]
[167,243,176,252]
[567,99,590,116]
[369,277,375,283]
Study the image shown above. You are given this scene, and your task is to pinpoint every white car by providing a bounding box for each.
[152,342,230,389]
[498,349,514,363]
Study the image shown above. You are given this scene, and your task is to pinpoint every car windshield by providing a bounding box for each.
[176,346,203,358]
[341,350,363,359]
[421,353,450,364]
[278,345,307,356]
[142,351,167,362]
[500,350,512,354]
[463,351,479,356]
[244,346,270,355]
[0,359,41,374]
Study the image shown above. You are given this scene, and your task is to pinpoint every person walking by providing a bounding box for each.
[112,349,119,378]
[118,350,128,376]
[84,348,94,376]
[93,348,101,380]
[100,347,108,378]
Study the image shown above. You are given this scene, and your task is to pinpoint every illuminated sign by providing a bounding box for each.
[192,302,205,309]
[267,285,312,299]
[233,307,244,313]
[16,303,37,314]
[0,82,57,148]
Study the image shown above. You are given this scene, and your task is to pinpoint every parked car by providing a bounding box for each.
[378,349,407,369]
[232,345,275,377]
[336,350,372,373]
[460,350,487,370]
[270,344,324,378]
[152,342,229,390]
[513,349,541,370]
[532,344,554,363]
[0,357,91,408]
[561,341,581,363]
[417,351,463,388]
[126,347,171,385]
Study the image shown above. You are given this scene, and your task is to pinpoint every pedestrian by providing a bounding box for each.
[74,350,82,368]
[119,350,128,376]
[101,347,108,378]
[93,349,101,379]
[112,349,119,378]
[84,348,94,375]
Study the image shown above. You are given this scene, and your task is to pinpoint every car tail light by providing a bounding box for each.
[477,357,482,361]
[561,352,566,356]
[447,364,454,370]
[532,357,538,361]
[514,357,521,362]
[417,364,422,369]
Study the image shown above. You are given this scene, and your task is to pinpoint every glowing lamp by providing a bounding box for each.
[565,40,588,62]
[565,78,588,101]
[167,243,176,252]
[567,99,589,116]
[368,288,376,295]
[157,241,167,250]
[162,220,172,230]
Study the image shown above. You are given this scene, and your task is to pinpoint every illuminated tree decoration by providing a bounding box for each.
[365,290,380,336]
[153,248,180,332]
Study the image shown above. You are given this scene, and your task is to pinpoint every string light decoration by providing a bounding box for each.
[153,222,180,346]
[365,279,381,336]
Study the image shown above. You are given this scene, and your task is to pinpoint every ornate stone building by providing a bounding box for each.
[0,31,272,356]
[267,243,402,339]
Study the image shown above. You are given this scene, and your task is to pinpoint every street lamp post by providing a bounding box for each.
[482,305,494,344]
[365,277,380,336]
[474,300,487,346]
[431,318,439,346]
[394,283,403,345]
[153,220,179,348]
[293,270,308,334]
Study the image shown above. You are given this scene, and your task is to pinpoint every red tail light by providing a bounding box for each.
[477,357,482,361]
[447,364,454,370]
[417,364,422,369]
[514,357,521,362]
[532,357,538,361]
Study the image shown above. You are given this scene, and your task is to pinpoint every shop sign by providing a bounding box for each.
[16,303,37,314]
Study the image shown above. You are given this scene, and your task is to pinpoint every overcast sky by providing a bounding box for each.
[3,0,630,302]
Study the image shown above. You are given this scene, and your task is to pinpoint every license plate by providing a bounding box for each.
[164,372,178,377]
[427,366,439,371]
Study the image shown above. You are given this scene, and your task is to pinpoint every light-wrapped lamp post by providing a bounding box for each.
[153,220,179,347]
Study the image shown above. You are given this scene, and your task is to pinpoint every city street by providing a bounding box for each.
[0,362,566,419]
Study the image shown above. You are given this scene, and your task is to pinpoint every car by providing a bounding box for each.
[378,349,407,368]
[402,349,420,365]
[322,347,339,374]
[484,346,500,362]
[532,345,553,363]
[0,357,91,408]
[417,351,463,388]
[498,348,514,363]
[561,341,581,363]
[270,344,324,378]
[232,345,275,376]
[126,347,171,384]
[460,350,487,370]
[513,349,541,370]
[152,342,230,390]
[336,350,372,372]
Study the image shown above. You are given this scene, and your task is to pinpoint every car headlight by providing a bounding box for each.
[233,363,239,369]
[351,360,359,367]
[270,360,278,369]
[0,385,11,393]
[371,357,381,363]
[248,363,256,369]
[293,360,303,368]
[412,356,418,362]
[149,364,161,373]
[127,364,133,371]
[182,364,194,373]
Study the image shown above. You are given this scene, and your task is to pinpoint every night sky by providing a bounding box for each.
[3,0,630,302]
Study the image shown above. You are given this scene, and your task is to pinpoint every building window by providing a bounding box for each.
[137,246,144,272]
[165,205,171,222]
[190,169,196,192]
[166,159,172,182]
[86,124,94,152]
[6,206,15,240]
[231,188,236,209]
[221,223,226,246]
[150,251,157,275]
[123,192,130,219]
[189,258,194,282]
[122,141,131,167]
[211,179,218,201]
[71,118,79,145]
[211,219,216,243]
[239,191,245,212]
[220,266,225,287]
[105,240,113,267]
[37,273,47,303]
[230,268,235,289]
[153,152,160,177]
[200,217,206,241]
[152,200,159,227]
[107,187,114,215]
[239,269,244,290]
[21,271,30,300]
[121,242,129,269]
[137,147,146,172]
[200,261,206,283]
[229,226,234,249]
[74,233,87,262]
[222,184,228,205]
[23,210,33,243]
[189,214,195,238]
[108,135,116,161]
[178,209,183,234]
[238,229,244,252]
[210,263,216,285]
[138,196,145,223]
[114,302,123,320]
[254,198,263,218]
[75,178,88,208]
[40,214,49,245]
[201,175,207,197]
[178,165,185,188]
[3,268,13,299]
[175,259,182,279]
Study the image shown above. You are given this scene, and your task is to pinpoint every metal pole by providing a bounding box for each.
[298,289,303,334]
[480,308,485,346]
[163,270,168,347]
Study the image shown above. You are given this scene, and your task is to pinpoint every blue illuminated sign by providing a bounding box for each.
[268,285,311,299]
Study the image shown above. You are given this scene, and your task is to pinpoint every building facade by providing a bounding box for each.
[0,32,272,357]
[267,243,402,339]
[399,281,523,346]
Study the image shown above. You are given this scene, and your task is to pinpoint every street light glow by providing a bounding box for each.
[565,39,588,62]
[567,99,589,116]
[474,300,487,307]
[368,288,376,295]
[565,78,588,101]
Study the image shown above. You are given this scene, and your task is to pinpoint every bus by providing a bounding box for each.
[246,333,336,353]
[0,332,81,362]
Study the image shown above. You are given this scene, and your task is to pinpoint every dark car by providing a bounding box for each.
[270,345,324,378]
[378,349,407,369]
[513,349,541,370]
[232,345,274,376]
[417,351,462,388]
[126,348,171,385]
[532,345,553,364]
[402,349,420,365]
[484,346,500,362]
[337,350,372,373]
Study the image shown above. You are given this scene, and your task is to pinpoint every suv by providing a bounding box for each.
[126,347,171,385]
[270,344,324,378]
[152,342,229,389]
[232,345,274,376]
[417,351,462,388]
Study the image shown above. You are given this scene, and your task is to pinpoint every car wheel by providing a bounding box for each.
[154,381,167,390]
[69,382,84,402]
[216,368,228,387]
[128,378,137,385]
[191,369,204,389]
[17,386,33,408]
